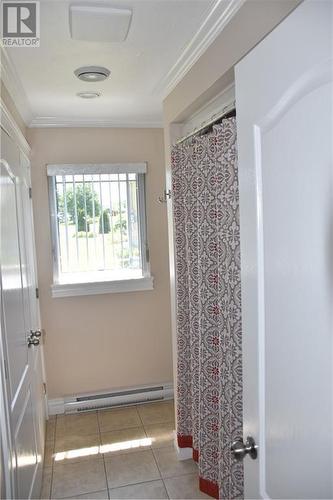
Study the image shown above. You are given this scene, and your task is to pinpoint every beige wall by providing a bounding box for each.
[27,127,173,399]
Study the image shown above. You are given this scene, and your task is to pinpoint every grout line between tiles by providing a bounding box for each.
[108,476,165,491]
[136,403,148,436]
[135,403,144,425]
[97,410,110,500]
[162,478,171,500]
[135,403,159,456]
[99,426,144,436]
[150,443,164,483]
[107,478,170,499]
[142,419,176,431]
[133,403,142,420]
[160,470,199,480]
[149,446,170,500]
[63,489,107,500]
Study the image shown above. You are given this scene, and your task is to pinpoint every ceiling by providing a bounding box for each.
[2,0,242,127]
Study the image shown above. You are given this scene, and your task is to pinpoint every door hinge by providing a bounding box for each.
[29,187,32,199]
[35,287,39,299]
[146,246,150,263]
[43,383,47,395]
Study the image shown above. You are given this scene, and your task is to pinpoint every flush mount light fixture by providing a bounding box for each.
[74,66,110,82]
[76,91,101,99]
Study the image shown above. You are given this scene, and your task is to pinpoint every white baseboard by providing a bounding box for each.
[173,431,194,461]
[48,383,174,416]
[48,398,65,416]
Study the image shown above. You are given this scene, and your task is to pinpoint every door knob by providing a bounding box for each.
[30,329,42,338]
[231,436,258,461]
[28,337,40,347]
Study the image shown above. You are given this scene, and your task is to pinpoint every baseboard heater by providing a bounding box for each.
[50,383,174,415]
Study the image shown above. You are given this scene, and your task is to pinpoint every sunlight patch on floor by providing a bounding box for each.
[54,437,153,461]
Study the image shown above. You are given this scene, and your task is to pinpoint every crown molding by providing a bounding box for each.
[29,116,163,128]
[155,0,246,98]
[0,43,33,125]
[0,98,31,155]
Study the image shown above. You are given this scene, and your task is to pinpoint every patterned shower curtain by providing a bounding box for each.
[171,117,243,499]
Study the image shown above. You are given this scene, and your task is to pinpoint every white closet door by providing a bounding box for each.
[0,127,44,499]
[235,1,332,498]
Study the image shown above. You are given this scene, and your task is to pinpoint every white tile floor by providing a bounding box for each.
[41,401,210,499]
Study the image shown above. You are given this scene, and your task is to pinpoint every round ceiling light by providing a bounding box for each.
[76,91,101,99]
[74,66,110,82]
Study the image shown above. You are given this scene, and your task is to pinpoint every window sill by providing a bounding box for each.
[51,276,154,298]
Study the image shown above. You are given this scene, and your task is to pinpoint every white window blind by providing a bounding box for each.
[47,163,147,176]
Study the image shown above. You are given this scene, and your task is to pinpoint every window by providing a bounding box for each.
[47,163,153,297]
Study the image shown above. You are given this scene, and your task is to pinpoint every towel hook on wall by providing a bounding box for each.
[158,189,172,204]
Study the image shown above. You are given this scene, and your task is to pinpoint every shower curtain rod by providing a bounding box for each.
[175,100,236,146]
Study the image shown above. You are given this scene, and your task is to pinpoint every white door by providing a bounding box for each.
[0,126,45,499]
[235,1,333,498]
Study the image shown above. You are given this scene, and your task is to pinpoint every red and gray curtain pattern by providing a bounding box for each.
[171,118,243,499]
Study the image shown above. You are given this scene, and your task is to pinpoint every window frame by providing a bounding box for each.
[47,163,153,298]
